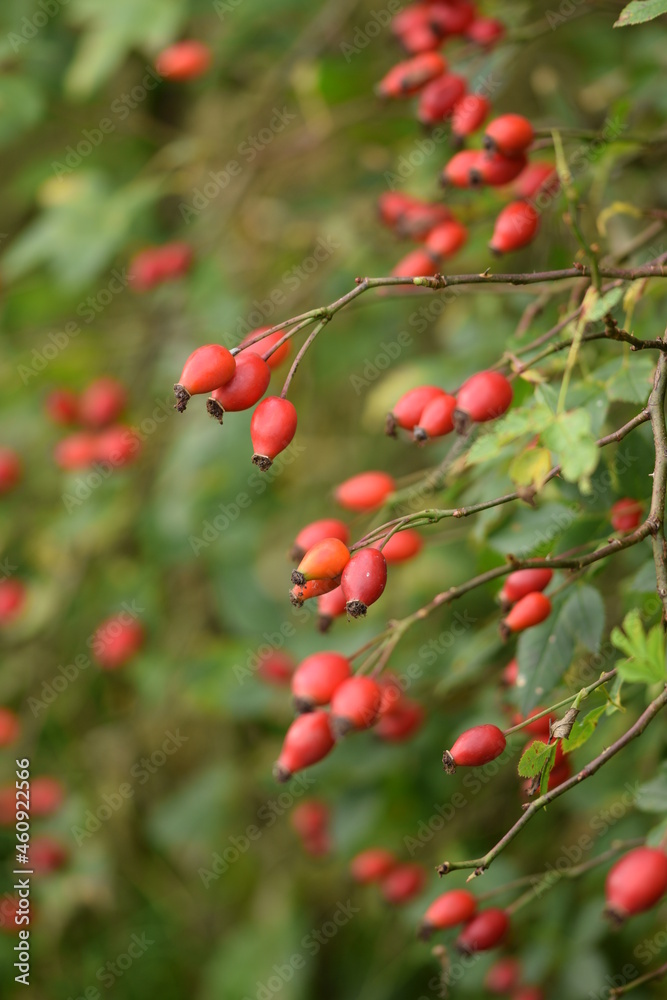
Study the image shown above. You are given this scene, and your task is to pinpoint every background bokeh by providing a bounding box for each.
[1,1,667,997]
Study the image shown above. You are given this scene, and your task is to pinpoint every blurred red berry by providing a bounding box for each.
[611,498,643,532]
[335,472,395,511]
[273,711,335,782]
[0,579,26,625]
[156,40,212,81]
[45,389,79,426]
[93,615,145,670]
[239,328,291,370]
[0,708,20,746]
[381,863,426,904]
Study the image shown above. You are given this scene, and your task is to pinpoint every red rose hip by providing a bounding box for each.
[413,392,457,442]
[341,548,388,618]
[273,711,335,782]
[455,908,509,953]
[386,385,445,436]
[484,114,534,157]
[291,651,351,712]
[207,353,271,420]
[251,396,298,471]
[611,498,643,532]
[156,40,212,81]
[500,568,553,606]
[501,592,552,636]
[350,848,396,883]
[381,863,426,904]
[455,371,513,431]
[335,471,395,511]
[418,889,477,940]
[291,519,349,562]
[442,724,506,773]
[605,846,667,923]
[174,344,236,412]
[490,202,540,255]
[330,676,382,737]
[292,538,350,587]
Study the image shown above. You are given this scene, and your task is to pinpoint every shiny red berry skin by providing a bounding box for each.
[418,889,477,939]
[93,615,144,670]
[443,724,506,773]
[156,40,212,81]
[0,708,20,746]
[442,150,481,187]
[471,152,528,187]
[341,549,388,619]
[316,586,347,633]
[291,651,352,712]
[424,220,468,259]
[30,776,64,817]
[79,378,126,428]
[250,396,298,471]
[490,201,540,254]
[335,471,395,511]
[413,392,457,442]
[290,577,340,607]
[456,908,509,953]
[273,711,335,782]
[466,17,506,47]
[45,389,78,426]
[94,425,141,467]
[350,848,396,883]
[0,579,26,624]
[387,385,445,436]
[605,847,667,923]
[239,327,291,370]
[452,94,491,138]
[0,448,21,493]
[485,957,522,994]
[484,114,534,157]
[502,592,552,634]
[376,52,447,99]
[292,538,350,587]
[256,649,295,686]
[381,864,426,904]
[455,371,513,430]
[330,676,382,737]
[512,162,558,200]
[30,835,68,875]
[501,568,553,605]
[376,700,424,742]
[207,353,271,420]
[611,498,643,532]
[417,74,467,125]
[373,529,423,564]
[391,248,439,278]
[291,519,349,562]
[175,345,236,411]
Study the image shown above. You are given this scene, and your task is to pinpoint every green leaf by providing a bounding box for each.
[586,287,624,321]
[610,609,667,684]
[590,354,655,404]
[518,739,552,778]
[562,705,606,753]
[614,0,667,27]
[0,75,45,146]
[635,763,667,813]
[466,404,552,467]
[509,446,552,490]
[518,586,605,714]
[541,409,599,491]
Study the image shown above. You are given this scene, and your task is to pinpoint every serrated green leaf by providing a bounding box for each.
[614,0,667,27]
[587,287,624,321]
[466,404,552,467]
[541,409,599,489]
[518,739,552,778]
[562,705,606,753]
[611,609,667,684]
[590,355,655,404]
[635,763,667,813]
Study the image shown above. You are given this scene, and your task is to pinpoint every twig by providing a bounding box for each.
[648,349,667,623]
[609,961,667,998]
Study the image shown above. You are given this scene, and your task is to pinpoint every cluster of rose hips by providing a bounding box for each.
[350,848,426,905]
[387,368,513,441]
[47,377,140,472]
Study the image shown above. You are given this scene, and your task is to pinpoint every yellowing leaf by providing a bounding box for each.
[509,447,552,491]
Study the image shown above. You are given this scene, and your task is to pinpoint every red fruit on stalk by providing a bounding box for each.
[290,800,329,841]
[45,389,78,426]
[341,548,388,619]
[290,577,340,607]
[376,52,447,99]
[256,649,295,686]
[317,586,347,633]
[424,220,468,260]
[174,345,236,412]
[250,396,298,471]
[30,835,68,875]
[500,568,553,606]
[273,710,335,782]
[54,432,98,470]
[611,498,643,532]
[292,538,350,587]
[156,40,212,81]
[471,152,528,187]
[378,191,422,228]
[442,724,506,773]
[391,248,439,278]
[157,241,193,279]
[490,201,540,254]
[456,908,509,953]
[207,353,271,420]
[0,580,26,625]
[373,529,423,564]
[455,371,513,431]
[0,708,20,746]
[485,957,522,994]
[396,202,453,241]
[484,114,534,157]
[350,848,396,883]
[413,392,457,442]
[291,651,352,712]
[399,24,442,54]
[291,519,349,562]
[381,863,426,904]
[386,385,445,436]
[512,162,558,200]
[94,426,141,467]
[418,889,477,940]
[330,676,382,737]
[93,615,144,670]
[442,149,482,187]
[335,471,395,511]
[30,776,64,817]
[452,94,491,139]
[376,700,424,742]
[239,327,291,370]
[502,592,552,635]
[605,847,667,923]
[417,74,467,126]
[466,16,506,47]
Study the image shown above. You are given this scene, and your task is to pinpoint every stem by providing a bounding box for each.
[436,685,667,879]
[648,349,667,622]
[609,962,667,998]
[280,318,328,398]
[502,671,616,736]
